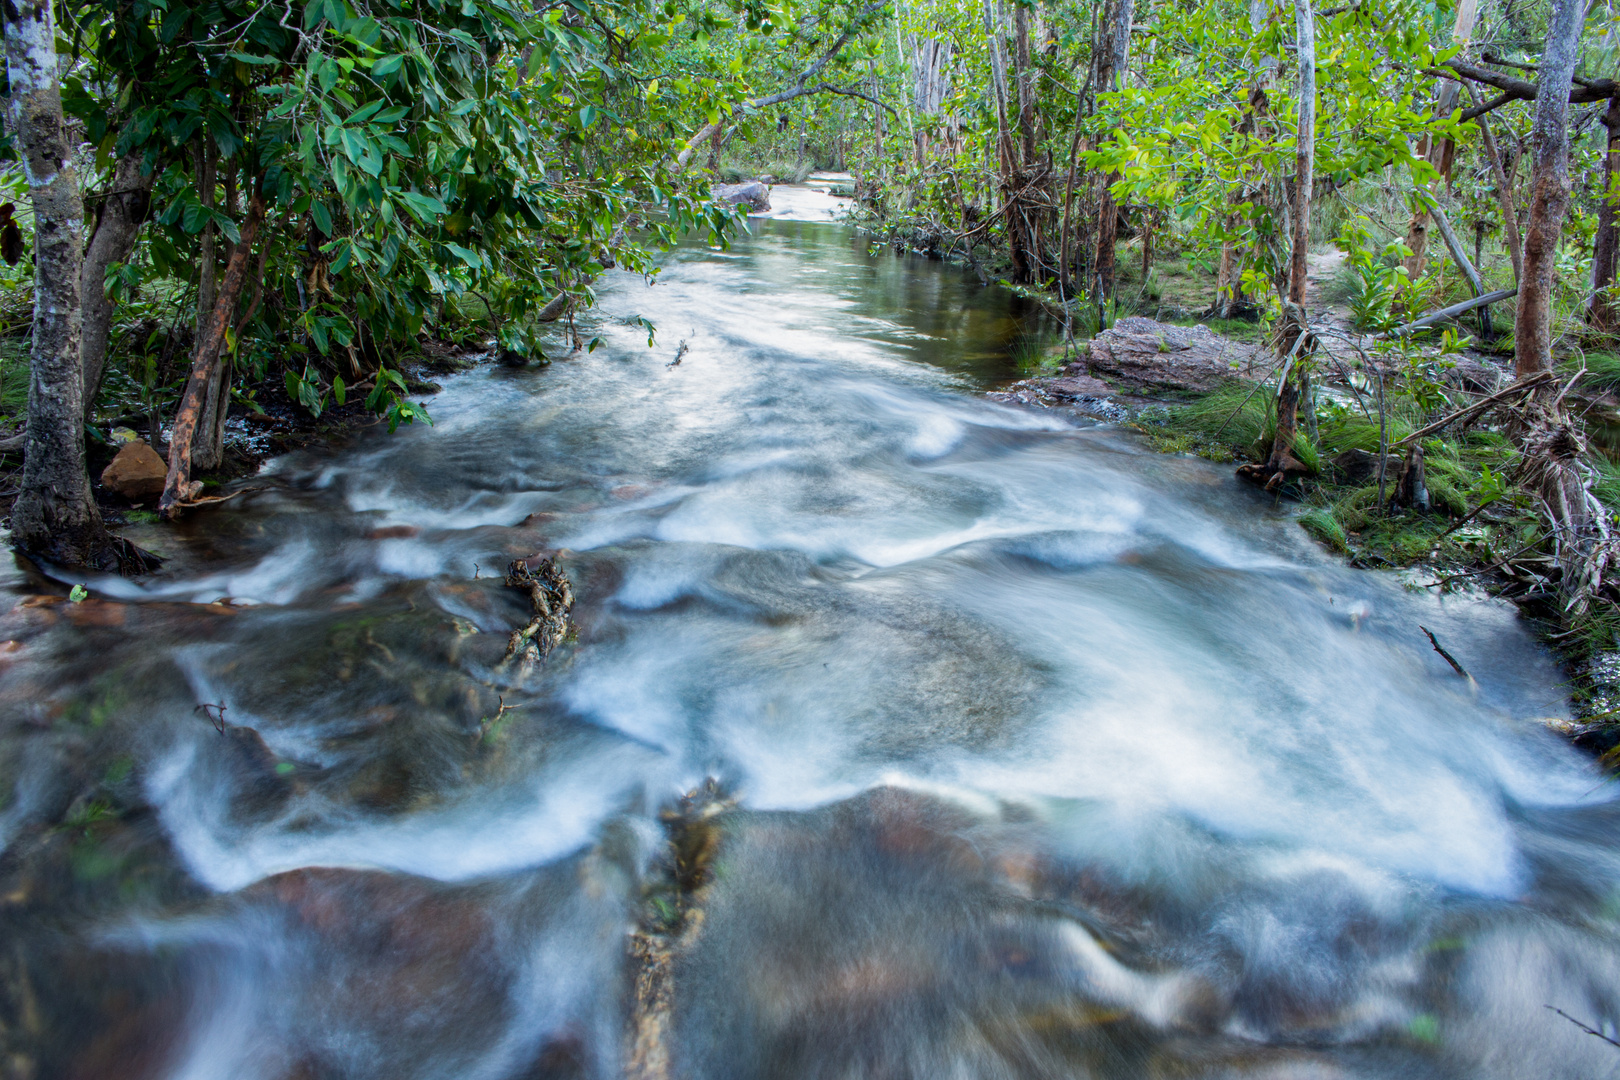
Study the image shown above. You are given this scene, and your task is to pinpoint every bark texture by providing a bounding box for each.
[159,196,265,519]
[80,153,154,424]
[5,0,116,567]
[1513,0,1582,378]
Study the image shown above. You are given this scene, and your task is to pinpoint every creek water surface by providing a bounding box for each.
[2,209,1619,1080]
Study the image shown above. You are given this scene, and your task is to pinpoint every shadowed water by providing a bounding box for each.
[1,215,1618,1080]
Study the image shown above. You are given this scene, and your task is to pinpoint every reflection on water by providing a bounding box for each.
[1,219,1618,1080]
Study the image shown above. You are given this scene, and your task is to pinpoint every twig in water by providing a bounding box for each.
[668,339,689,368]
[195,701,228,734]
[1547,1006,1620,1050]
[1419,626,1471,679]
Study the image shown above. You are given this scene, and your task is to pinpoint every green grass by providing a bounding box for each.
[0,338,28,425]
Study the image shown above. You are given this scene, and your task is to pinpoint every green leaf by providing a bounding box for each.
[397,191,446,220]
[69,584,88,603]
[333,374,347,406]
[444,242,483,269]
[372,54,404,79]
[311,201,333,237]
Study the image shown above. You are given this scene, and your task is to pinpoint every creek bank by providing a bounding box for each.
[987,315,1620,754]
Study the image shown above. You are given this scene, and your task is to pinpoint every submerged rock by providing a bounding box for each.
[714,181,771,213]
[99,442,167,500]
[1076,316,1261,393]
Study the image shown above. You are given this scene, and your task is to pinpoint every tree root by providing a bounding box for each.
[1514,403,1620,615]
[626,779,733,1080]
[501,556,573,664]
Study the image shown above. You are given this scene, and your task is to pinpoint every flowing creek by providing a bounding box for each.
[4,204,1620,1079]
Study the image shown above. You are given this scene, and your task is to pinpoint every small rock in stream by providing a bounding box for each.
[99,442,167,500]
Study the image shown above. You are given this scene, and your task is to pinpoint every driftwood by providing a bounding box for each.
[1384,288,1517,338]
[503,557,574,664]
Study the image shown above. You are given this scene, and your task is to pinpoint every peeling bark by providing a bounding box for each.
[159,195,265,519]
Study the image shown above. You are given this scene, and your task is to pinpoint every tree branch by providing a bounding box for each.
[674,2,886,170]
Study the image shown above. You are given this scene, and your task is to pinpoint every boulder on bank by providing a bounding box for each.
[1074,316,1261,393]
[100,441,167,500]
[714,181,771,213]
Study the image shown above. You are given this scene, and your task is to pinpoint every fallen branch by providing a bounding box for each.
[1419,625,1472,679]
[1390,370,1554,448]
[1547,1006,1620,1051]
[1383,288,1517,338]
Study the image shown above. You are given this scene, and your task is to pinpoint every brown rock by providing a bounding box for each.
[1331,448,1402,484]
[1083,316,1261,393]
[1045,375,1116,399]
[99,441,167,500]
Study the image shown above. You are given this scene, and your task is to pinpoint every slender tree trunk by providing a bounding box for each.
[160,196,265,519]
[1469,82,1525,283]
[80,153,154,426]
[1092,0,1131,308]
[1011,1,1037,165]
[1402,0,1478,283]
[1590,97,1620,331]
[1514,0,1582,378]
[1242,0,1314,489]
[5,0,119,568]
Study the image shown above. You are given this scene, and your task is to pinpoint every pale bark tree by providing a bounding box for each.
[1239,0,1314,489]
[5,0,119,567]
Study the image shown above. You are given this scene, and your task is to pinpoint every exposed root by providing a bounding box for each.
[501,556,573,664]
[1515,404,1620,615]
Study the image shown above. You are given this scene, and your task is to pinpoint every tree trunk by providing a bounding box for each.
[1241,0,1314,489]
[159,196,265,519]
[1011,0,1037,165]
[80,153,154,426]
[1590,96,1620,331]
[1092,0,1131,307]
[1513,0,1583,379]
[5,0,118,568]
[1402,0,1478,283]
[1470,81,1525,284]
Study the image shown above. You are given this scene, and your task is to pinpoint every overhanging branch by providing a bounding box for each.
[674,2,887,171]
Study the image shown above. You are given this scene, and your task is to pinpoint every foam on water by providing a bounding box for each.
[5,217,1617,1079]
